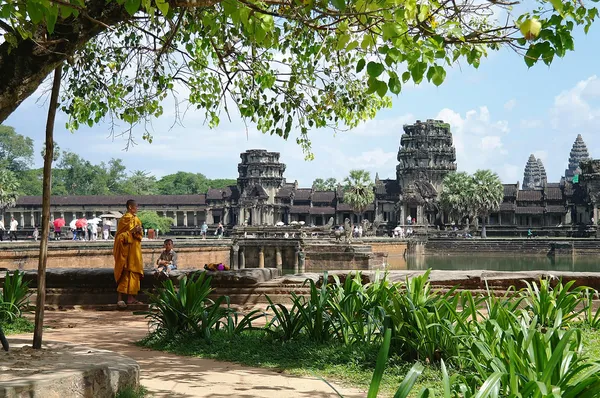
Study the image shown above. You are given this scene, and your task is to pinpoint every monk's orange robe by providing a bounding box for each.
[113,212,144,295]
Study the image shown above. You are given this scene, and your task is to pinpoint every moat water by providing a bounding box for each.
[397,254,600,273]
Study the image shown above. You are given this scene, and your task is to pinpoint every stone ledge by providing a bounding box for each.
[0,339,139,398]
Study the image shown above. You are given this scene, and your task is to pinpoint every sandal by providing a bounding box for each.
[127,299,144,305]
[117,300,127,309]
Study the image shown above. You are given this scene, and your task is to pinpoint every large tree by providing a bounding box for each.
[157,172,210,195]
[0,0,597,153]
[313,178,338,191]
[121,170,158,195]
[0,169,20,212]
[472,169,503,238]
[0,125,34,172]
[440,169,503,237]
[343,169,374,219]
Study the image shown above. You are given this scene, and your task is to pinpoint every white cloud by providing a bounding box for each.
[349,114,414,136]
[436,106,511,178]
[520,119,544,129]
[550,75,600,131]
[504,99,517,111]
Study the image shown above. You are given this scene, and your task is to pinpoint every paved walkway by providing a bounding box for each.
[14,310,363,397]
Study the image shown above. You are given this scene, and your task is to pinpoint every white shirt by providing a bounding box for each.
[0,220,4,230]
[10,219,18,231]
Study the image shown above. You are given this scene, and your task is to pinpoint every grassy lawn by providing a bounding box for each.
[1,317,34,335]
[141,327,600,397]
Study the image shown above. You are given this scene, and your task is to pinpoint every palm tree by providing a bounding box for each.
[472,169,503,239]
[343,169,375,222]
[439,171,473,228]
[0,169,19,211]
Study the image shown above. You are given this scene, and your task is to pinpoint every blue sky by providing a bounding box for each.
[4,23,600,188]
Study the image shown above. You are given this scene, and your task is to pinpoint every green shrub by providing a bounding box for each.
[0,270,31,322]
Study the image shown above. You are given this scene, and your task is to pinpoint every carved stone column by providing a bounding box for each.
[194,211,198,226]
[294,248,299,274]
[231,243,239,270]
[30,212,35,227]
[206,208,214,224]
[60,211,65,220]
[258,246,265,268]
[298,249,306,273]
[275,246,282,273]
[183,212,188,227]
[20,213,24,228]
[239,248,245,269]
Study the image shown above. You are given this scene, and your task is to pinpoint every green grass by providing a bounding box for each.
[115,385,148,398]
[1,317,34,335]
[140,330,443,396]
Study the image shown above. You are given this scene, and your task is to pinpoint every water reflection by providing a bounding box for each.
[403,255,600,273]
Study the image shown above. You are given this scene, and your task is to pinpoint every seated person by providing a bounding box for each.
[154,239,178,276]
[204,262,230,271]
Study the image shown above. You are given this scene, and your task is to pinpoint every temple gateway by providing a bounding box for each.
[9,120,600,235]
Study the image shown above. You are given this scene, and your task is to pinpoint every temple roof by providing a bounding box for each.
[517,190,543,202]
[546,205,567,214]
[503,184,518,197]
[16,194,207,207]
[515,206,544,214]
[499,203,516,211]
[312,191,336,203]
[206,186,238,201]
[375,179,401,196]
[566,134,591,180]
[294,189,312,201]
[545,187,563,200]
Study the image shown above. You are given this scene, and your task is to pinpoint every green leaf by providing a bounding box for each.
[336,34,350,51]
[26,1,44,24]
[356,59,366,73]
[431,66,446,86]
[156,0,169,16]
[402,71,411,83]
[410,61,427,84]
[549,0,564,13]
[45,6,58,34]
[388,76,401,94]
[125,0,141,16]
[367,62,385,78]
[524,45,541,67]
[376,81,388,97]
[331,0,346,11]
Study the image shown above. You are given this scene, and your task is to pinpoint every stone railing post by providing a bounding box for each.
[258,246,265,268]
[239,248,246,269]
[275,246,282,273]
[231,244,239,270]
[294,248,299,274]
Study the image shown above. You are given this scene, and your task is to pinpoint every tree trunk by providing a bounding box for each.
[32,65,62,350]
[481,217,487,239]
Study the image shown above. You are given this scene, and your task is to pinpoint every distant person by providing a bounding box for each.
[406,215,412,225]
[527,229,533,239]
[201,221,208,239]
[154,239,177,277]
[9,216,18,241]
[215,223,224,239]
[102,222,110,240]
[113,200,144,308]
[0,218,5,241]
[33,226,39,241]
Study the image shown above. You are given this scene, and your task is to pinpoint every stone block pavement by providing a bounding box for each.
[13,310,363,398]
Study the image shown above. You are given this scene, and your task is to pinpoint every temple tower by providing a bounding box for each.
[396,119,457,225]
[237,150,286,225]
[537,158,547,186]
[523,154,542,189]
[565,134,591,181]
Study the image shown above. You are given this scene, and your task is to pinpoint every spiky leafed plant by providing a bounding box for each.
[472,170,503,239]
[0,169,19,213]
[343,170,375,221]
[440,171,473,228]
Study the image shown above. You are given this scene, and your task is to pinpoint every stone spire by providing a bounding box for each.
[523,154,541,189]
[537,158,547,186]
[565,134,591,181]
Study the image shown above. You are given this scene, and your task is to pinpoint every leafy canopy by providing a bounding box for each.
[440,169,503,224]
[313,178,338,191]
[0,0,597,156]
[137,210,174,233]
[343,169,375,214]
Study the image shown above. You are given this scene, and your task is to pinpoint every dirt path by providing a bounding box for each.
[13,310,364,398]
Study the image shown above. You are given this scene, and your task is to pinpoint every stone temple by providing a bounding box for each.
[9,120,599,235]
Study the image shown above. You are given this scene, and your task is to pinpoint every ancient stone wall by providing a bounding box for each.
[422,238,600,256]
[0,241,231,271]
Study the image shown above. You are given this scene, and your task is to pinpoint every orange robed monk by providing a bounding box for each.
[114,199,144,308]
